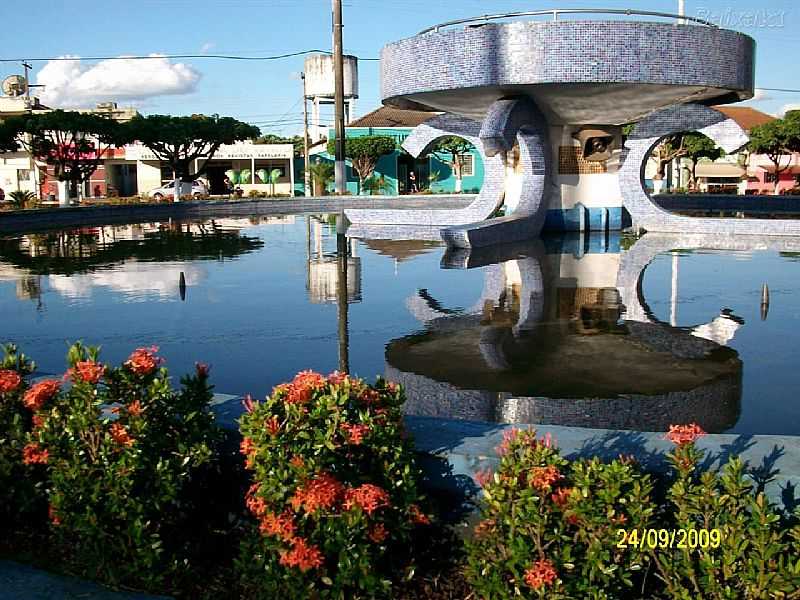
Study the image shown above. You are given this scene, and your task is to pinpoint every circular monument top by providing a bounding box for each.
[380,13,755,125]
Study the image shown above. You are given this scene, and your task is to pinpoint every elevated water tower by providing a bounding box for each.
[303,54,358,141]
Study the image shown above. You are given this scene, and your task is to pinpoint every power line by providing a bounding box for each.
[0,51,379,63]
[757,87,800,93]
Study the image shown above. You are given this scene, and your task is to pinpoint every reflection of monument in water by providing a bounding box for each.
[387,233,746,432]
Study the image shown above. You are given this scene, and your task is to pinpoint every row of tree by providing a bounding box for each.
[650,110,800,194]
[0,110,260,200]
[0,108,476,199]
[325,135,474,194]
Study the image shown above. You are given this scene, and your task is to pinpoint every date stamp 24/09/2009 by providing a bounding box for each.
[616,529,722,550]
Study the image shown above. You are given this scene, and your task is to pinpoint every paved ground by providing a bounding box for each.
[0,561,169,600]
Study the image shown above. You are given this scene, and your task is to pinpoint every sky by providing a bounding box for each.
[0,0,798,137]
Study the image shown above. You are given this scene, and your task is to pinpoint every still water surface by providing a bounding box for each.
[0,215,798,436]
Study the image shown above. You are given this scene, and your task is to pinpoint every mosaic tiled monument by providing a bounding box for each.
[346,12,769,247]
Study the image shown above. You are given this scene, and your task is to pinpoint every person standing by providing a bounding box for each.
[409,171,418,193]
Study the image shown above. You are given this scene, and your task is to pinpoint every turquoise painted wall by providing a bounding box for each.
[316,126,484,195]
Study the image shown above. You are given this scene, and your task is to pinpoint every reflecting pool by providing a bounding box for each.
[1,216,798,436]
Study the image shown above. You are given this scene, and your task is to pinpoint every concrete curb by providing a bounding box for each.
[0,195,475,234]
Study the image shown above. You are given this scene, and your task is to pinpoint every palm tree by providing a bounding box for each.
[308,160,334,196]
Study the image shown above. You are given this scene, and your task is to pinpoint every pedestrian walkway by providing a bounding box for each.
[0,561,169,600]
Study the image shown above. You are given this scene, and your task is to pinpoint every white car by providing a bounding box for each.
[148,180,207,200]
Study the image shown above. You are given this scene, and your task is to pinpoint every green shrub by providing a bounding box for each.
[651,424,800,598]
[0,344,43,519]
[465,428,654,599]
[28,342,220,590]
[236,371,429,599]
[8,190,37,209]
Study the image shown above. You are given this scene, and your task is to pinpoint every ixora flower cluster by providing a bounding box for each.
[466,427,654,599]
[0,342,219,590]
[468,424,800,599]
[237,370,429,599]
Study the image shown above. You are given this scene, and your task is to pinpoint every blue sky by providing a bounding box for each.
[1,0,797,136]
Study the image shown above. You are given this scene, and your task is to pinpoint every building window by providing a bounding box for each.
[765,172,778,183]
[460,154,474,177]
[160,164,174,183]
[17,169,31,181]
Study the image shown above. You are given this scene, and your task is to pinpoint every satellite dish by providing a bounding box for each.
[2,75,27,97]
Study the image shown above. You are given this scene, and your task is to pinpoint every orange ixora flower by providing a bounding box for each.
[408,503,430,525]
[290,472,344,513]
[126,399,143,417]
[31,413,46,430]
[665,423,706,446]
[283,370,326,404]
[22,442,49,465]
[368,523,388,543]
[67,360,105,384]
[240,437,257,468]
[475,468,493,488]
[524,559,558,590]
[265,415,280,436]
[0,369,22,394]
[260,510,296,542]
[279,537,324,572]
[245,484,268,518]
[474,518,496,539]
[23,379,60,411]
[125,346,162,376]
[496,428,522,457]
[358,388,381,406]
[340,422,370,445]
[109,423,134,447]
[529,465,561,491]
[48,504,61,526]
[327,370,349,386]
[550,487,573,508]
[289,455,305,469]
[343,483,390,516]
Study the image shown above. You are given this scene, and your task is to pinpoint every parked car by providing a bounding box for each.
[148,180,207,200]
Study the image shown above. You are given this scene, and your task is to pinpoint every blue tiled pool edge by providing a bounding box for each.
[210,395,800,512]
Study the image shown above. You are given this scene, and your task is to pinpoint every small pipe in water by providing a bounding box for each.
[760,283,769,321]
[179,271,186,301]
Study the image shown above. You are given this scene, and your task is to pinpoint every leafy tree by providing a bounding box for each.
[0,119,20,153]
[124,114,260,197]
[651,134,688,190]
[256,133,304,157]
[748,111,800,194]
[682,133,724,191]
[308,159,334,196]
[2,110,128,199]
[327,135,395,193]
[430,136,473,193]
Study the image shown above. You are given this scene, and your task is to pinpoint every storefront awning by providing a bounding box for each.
[696,163,745,178]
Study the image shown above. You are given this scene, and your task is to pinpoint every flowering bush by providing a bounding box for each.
[466,424,800,599]
[465,428,655,599]
[236,371,429,599]
[27,342,220,589]
[652,423,800,597]
[0,344,43,518]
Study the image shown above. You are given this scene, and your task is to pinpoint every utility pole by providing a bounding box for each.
[678,0,686,24]
[332,0,346,194]
[22,61,31,98]
[302,73,311,197]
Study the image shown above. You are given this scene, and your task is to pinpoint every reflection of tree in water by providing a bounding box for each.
[0,221,264,275]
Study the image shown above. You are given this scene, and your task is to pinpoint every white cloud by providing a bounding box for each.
[751,88,772,102]
[36,54,201,108]
[779,103,800,117]
[48,262,206,301]
[200,42,215,53]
